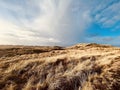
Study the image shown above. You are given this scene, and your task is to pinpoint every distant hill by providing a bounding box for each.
[0,43,120,90]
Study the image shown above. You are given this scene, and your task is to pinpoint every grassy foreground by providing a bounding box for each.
[0,43,120,90]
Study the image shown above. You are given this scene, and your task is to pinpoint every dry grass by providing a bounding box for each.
[0,43,120,90]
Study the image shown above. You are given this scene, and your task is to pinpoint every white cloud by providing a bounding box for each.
[31,0,92,45]
[0,0,93,46]
[0,18,60,45]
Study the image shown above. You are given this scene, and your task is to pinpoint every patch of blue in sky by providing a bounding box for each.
[86,22,120,37]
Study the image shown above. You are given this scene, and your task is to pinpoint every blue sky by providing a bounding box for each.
[0,0,120,46]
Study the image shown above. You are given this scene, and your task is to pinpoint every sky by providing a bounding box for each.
[0,0,120,46]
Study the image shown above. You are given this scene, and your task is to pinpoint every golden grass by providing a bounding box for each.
[0,43,120,90]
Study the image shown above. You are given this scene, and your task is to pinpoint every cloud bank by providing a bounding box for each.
[0,0,120,46]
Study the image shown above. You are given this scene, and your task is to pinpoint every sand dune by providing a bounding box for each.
[0,43,120,90]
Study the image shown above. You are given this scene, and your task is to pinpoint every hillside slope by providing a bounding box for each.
[0,43,120,90]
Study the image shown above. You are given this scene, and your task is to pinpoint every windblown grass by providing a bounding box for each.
[0,43,120,90]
